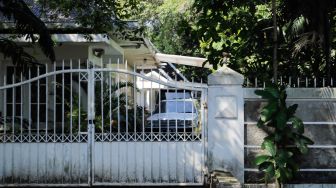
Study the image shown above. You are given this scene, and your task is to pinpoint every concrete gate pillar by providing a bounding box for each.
[207,66,244,183]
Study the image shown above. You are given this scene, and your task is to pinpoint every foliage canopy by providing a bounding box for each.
[193,0,336,80]
[0,0,139,68]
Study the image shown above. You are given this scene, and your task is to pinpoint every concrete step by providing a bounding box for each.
[208,170,241,188]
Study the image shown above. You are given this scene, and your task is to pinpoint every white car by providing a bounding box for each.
[146,99,199,131]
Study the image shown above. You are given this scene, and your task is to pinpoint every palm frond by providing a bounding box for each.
[290,16,306,37]
[292,31,319,56]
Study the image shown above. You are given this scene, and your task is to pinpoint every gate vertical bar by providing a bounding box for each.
[70,61,73,140]
[202,87,208,183]
[20,72,23,141]
[37,67,40,142]
[87,64,95,186]
[3,75,6,135]
[12,74,15,141]
[62,61,65,142]
[45,64,48,141]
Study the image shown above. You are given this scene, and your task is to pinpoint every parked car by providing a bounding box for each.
[146,99,199,132]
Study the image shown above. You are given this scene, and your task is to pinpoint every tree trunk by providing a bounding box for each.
[322,10,331,85]
[272,0,278,82]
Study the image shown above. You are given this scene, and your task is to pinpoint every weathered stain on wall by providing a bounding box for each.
[0,142,204,185]
[0,143,89,185]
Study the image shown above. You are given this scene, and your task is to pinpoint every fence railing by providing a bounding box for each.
[244,76,336,88]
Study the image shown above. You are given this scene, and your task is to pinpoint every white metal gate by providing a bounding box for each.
[0,60,207,186]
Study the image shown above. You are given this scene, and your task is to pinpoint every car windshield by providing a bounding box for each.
[154,101,197,113]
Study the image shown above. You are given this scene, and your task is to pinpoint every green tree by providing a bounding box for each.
[37,0,140,39]
[133,0,210,82]
[192,0,336,83]
[0,0,55,68]
[193,0,275,79]
[0,0,139,68]
[280,0,336,81]
[272,0,278,81]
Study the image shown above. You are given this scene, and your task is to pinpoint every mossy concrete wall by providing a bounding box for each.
[244,88,336,183]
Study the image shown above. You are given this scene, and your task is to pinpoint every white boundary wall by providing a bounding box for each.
[207,66,245,183]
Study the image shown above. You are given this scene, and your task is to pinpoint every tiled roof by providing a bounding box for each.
[1,0,76,23]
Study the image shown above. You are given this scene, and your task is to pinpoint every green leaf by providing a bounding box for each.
[258,161,273,171]
[290,117,304,134]
[279,88,287,102]
[264,135,275,143]
[295,136,314,154]
[260,101,278,122]
[287,151,294,158]
[274,133,282,142]
[278,167,293,181]
[265,86,280,98]
[277,149,293,167]
[265,164,275,179]
[295,140,308,154]
[300,135,314,145]
[260,162,275,183]
[284,168,293,180]
[257,119,264,128]
[287,104,298,116]
[255,90,276,99]
[288,159,299,172]
[276,111,287,130]
[262,139,276,156]
[255,155,271,166]
[275,169,281,179]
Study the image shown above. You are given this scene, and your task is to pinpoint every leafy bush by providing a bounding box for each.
[65,80,145,134]
[254,84,314,187]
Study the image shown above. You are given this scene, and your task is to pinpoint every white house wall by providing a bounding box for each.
[20,44,89,62]
[88,43,123,67]
[136,72,168,109]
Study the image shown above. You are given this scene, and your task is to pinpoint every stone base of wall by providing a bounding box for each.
[244,184,336,188]
[245,171,336,184]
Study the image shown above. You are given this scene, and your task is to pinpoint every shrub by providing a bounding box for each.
[254,84,314,187]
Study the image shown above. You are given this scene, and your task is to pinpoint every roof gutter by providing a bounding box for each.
[154,53,212,69]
